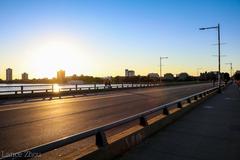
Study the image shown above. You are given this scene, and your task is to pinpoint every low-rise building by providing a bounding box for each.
[148,73,159,78]
[125,69,135,77]
[22,72,28,80]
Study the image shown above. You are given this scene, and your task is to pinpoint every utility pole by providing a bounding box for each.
[199,24,221,92]
[159,56,168,83]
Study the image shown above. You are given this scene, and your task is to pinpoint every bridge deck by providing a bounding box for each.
[118,84,240,160]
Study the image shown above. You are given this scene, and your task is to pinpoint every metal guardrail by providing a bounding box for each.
[0,83,159,95]
[0,81,211,96]
[0,86,221,160]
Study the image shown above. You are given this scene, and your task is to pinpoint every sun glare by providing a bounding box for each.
[27,37,92,78]
[53,84,61,92]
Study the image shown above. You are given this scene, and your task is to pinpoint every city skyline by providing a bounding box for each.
[0,0,240,79]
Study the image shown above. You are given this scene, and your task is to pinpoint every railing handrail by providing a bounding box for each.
[0,82,213,95]
[0,83,160,95]
[0,84,53,88]
[0,86,220,160]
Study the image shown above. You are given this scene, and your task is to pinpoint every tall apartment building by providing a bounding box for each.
[57,70,66,83]
[6,68,13,81]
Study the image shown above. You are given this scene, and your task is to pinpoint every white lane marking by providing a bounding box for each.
[0,83,212,112]
[203,106,214,109]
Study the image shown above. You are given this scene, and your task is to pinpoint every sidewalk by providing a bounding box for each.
[118,84,240,160]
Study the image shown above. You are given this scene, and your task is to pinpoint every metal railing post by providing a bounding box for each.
[96,131,108,147]
[75,84,78,91]
[177,102,182,108]
[139,116,148,126]
[163,108,169,115]
[187,98,191,103]
[194,96,198,100]
[59,89,61,99]
[21,86,23,94]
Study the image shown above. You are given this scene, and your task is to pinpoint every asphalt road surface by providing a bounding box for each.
[0,83,213,158]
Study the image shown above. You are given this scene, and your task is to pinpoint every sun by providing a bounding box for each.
[27,37,91,78]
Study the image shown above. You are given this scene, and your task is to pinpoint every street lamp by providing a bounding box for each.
[225,63,233,77]
[159,56,168,83]
[199,24,221,92]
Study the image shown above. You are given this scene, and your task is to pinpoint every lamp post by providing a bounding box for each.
[199,24,221,92]
[159,56,168,83]
[225,63,233,77]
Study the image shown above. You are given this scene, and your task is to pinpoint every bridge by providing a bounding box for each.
[0,82,239,160]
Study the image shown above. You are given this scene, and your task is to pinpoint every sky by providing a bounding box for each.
[0,0,240,79]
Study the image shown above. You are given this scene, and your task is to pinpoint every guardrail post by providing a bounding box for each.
[187,98,191,103]
[15,91,17,94]
[177,102,182,108]
[46,89,48,93]
[194,96,197,100]
[59,90,61,99]
[31,90,34,94]
[21,86,23,94]
[139,116,148,126]
[75,84,78,91]
[52,84,54,92]
[122,83,124,88]
[163,108,169,115]
[94,83,96,90]
[96,131,108,147]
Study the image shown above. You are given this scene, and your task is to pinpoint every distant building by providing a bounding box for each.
[164,73,174,81]
[147,73,159,81]
[6,68,12,81]
[148,73,159,78]
[57,70,65,82]
[125,69,135,77]
[22,72,28,81]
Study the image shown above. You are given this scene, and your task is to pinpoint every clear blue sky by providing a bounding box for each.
[0,0,239,79]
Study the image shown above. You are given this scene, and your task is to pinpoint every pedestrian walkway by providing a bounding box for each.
[118,84,240,160]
